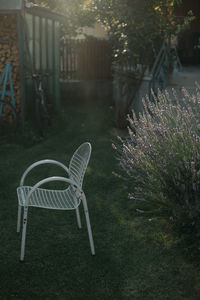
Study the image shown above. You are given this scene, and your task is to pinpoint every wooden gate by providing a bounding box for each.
[60,39,112,80]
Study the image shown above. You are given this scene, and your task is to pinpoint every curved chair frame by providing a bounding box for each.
[17,143,95,261]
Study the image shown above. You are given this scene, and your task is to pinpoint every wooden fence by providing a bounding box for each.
[60,39,112,80]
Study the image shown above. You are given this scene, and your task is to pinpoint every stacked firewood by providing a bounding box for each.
[0,15,20,112]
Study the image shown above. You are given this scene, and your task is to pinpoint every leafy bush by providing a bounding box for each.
[114,87,200,256]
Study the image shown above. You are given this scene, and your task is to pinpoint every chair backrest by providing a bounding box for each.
[69,142,91,188]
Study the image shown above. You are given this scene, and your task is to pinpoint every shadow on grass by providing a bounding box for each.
[0,100,199,299]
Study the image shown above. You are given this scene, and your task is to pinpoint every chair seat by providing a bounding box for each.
[17,185,81,210]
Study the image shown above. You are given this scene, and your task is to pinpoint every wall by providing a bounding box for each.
[76,23,108,40]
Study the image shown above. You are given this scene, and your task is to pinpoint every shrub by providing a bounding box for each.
[114,87,200,256]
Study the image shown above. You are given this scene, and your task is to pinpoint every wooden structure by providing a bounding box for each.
[0,62,15,106]
[60,39,112,80]
[0,0,65,126]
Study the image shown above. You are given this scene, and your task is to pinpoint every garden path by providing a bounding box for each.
[167,65,200,96]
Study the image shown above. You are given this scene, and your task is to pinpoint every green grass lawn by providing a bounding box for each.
[0,100,199,299]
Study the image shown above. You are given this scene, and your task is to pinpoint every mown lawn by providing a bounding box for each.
[0,100,199,299]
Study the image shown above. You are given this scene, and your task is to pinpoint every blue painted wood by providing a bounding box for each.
[149,39,170,99]
[0,63,15,114]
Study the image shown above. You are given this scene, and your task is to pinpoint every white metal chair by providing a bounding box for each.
[17,142,95,261]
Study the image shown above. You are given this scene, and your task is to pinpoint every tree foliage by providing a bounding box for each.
[87,0,193,128]
[89,0,186,64]
[31,0,95,36]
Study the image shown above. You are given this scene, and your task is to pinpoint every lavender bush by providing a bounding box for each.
[115,87,200,255]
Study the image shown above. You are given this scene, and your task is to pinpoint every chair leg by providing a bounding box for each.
[20,206,28,262]
[75,207,82,229]
[82,194,95,255]
[17,205,22,233]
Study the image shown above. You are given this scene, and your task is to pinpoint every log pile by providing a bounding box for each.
[0,15,20,113]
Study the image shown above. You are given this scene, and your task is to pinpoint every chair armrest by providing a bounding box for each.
[25,176,83,206]
[20,159,70,186]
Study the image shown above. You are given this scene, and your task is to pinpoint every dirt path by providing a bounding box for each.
[167,65,200,97]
